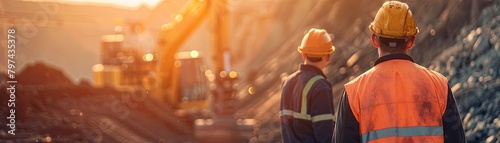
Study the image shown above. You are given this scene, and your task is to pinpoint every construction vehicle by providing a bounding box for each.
[155,0,235,112]
[92,0,237,118]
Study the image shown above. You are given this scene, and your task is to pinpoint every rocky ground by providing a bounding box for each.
[0,63,196,142]
[432,2,500,142]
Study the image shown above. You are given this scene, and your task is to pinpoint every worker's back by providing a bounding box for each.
[344,54,448,142]
[281,65,334,143]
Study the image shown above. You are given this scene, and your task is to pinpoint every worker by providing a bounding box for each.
[280,28,336,143]
[333,1,465,143]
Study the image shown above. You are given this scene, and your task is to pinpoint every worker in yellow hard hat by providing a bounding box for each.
[333,1,465,143]
[280,28,336,143]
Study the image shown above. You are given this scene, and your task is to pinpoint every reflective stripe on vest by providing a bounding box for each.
[279,75,334,122]
[361,126,444,143]
[280,109,335,122]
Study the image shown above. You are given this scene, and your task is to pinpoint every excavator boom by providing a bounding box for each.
[155,0,230,107]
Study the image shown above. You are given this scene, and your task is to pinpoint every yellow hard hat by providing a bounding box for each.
[369,1,419,39]
[297,28,335,57]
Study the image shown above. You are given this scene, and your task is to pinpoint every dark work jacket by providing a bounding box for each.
[280,64,335,143]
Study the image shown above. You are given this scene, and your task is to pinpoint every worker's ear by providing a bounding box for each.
[406,37,416,50]
[325,54,331,61]
[301,53,307,61]
[371,34,380,48]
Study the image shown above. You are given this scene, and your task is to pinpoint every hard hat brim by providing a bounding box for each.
[297,45,335,56]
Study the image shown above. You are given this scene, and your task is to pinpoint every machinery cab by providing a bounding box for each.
[93,34,210,111]
[172,50,210,109]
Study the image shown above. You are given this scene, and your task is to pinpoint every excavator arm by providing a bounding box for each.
[210,0,230,73]
[155,0,230,106]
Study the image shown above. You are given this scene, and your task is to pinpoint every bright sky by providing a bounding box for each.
[25,0,162,8]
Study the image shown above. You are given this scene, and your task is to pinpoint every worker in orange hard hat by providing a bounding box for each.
[333,1,465,143]
[280,28,336,143]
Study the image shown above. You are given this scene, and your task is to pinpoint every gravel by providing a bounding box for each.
[432,0,500,142]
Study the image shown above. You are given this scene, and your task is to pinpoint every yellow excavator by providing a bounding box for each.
[93,0,236,117]
[155,0,234,111]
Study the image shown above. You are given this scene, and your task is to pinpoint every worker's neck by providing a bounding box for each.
[378,50,408,58]
[303,61,323,69]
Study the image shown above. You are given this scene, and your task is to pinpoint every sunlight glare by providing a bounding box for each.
[28,0,162,9]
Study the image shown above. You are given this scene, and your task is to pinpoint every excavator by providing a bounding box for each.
[155,0,236,113]
[92,0,237,119]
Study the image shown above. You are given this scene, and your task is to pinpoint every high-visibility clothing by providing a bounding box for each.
[333,53,465,143]
[280,64,335,143]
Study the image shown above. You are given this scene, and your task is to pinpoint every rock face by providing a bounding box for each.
[432,1,500,142]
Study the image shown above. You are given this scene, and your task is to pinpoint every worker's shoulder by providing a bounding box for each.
[283,70,300,82]
[305,78,332,95]
[314,77,332,88]
[281,75,296,90]
[345,67,376,86]
[414,63,448,82]
[295,73,332,91]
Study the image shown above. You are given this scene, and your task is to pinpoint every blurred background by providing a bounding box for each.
[0,0,499,142]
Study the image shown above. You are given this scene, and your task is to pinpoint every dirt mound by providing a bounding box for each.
[17,63,74,86]
[0,62,195,142]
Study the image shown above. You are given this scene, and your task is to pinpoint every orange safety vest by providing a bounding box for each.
[344,59,448,143]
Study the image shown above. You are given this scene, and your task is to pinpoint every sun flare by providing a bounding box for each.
[25,0,162,8]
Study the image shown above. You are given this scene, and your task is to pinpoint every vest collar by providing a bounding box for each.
[299,64,326,78]
[374,53,414,66]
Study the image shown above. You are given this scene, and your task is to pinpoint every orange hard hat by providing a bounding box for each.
[297,28,335,57]
[369,1,419,39]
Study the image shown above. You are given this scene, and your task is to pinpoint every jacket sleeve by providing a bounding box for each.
[333,91,360,143]
[310,83,335,143]
[443,85,466,143]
